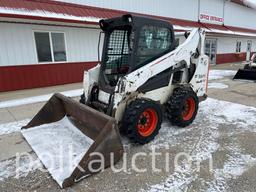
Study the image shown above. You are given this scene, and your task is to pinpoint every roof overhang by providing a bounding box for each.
[231,0,256,10]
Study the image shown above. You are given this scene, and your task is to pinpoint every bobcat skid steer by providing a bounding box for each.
[234,53,256,81]
[22,14,209,188]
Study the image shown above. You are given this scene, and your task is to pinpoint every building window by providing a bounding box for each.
[236,41,241,53]
[34,32,67,63]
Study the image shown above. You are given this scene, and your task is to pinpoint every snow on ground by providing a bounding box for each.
[208,82,229,89]
[0,119,30,135]
[233,79,256,83]
[202,98,256,127]
[0,154,42,181]
[208,70,237,80]
[145,98,256,192]
[0,89,83,109]
[22,116,94,187]
[208,151,256,192]
[1,98,256,190]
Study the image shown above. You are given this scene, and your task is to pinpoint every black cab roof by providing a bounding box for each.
[99,14,173,32]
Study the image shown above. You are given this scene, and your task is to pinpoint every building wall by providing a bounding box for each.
[199,0,224,24]
[0,22,101,91]
[0,22,100,66]
[177,33,256,54]
[173,33,256,65]
[58,0,199,21]
[58,0,256,28]
[225,1,256,29]
[206,35,256,64]
[200,0,224,17]
[1,10,256,91]
[215,36,256,54]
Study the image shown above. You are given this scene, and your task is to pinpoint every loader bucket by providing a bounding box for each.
[233,69,256,81]
[21,93,123,188]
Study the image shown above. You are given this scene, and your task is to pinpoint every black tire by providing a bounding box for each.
[166,87,199,127]
[79,93,85,104]
[121,99,162,144]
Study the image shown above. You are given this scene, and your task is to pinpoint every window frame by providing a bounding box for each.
[33,30,68,64]
[236,41,242,53]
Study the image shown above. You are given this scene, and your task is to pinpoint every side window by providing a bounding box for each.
[51,33,67,62]
[136,26,172,66]
[34,32,52,62]
[236,41,241,53]
[105,29,131,74]
[34,32,67,63]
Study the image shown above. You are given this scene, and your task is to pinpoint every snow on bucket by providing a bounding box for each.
[21,93,123,188]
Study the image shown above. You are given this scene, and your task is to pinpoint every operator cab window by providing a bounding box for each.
[104,27,133,86]
[136,25,172,67]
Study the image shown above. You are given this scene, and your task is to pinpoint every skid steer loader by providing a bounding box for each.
[234,53,256,81]
[22,14,209,188]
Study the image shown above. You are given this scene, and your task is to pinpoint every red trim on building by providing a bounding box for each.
[200,23,230,31]
[216,52,246,64]
[231,0,256,10]
[0,0,123,24]
[226,25,256,34]
[0,0,123,19]
[0,61,97,92]
[0,13,99,25]
[231,0,245,6]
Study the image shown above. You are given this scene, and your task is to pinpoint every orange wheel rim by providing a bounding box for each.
[182,97,196,121]
[137,108,158,137]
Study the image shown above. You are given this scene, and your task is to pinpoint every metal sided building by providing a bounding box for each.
[0,0,256,92]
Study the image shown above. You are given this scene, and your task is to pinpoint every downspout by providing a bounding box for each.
[198,0,201,22]
[223,0,226,26]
